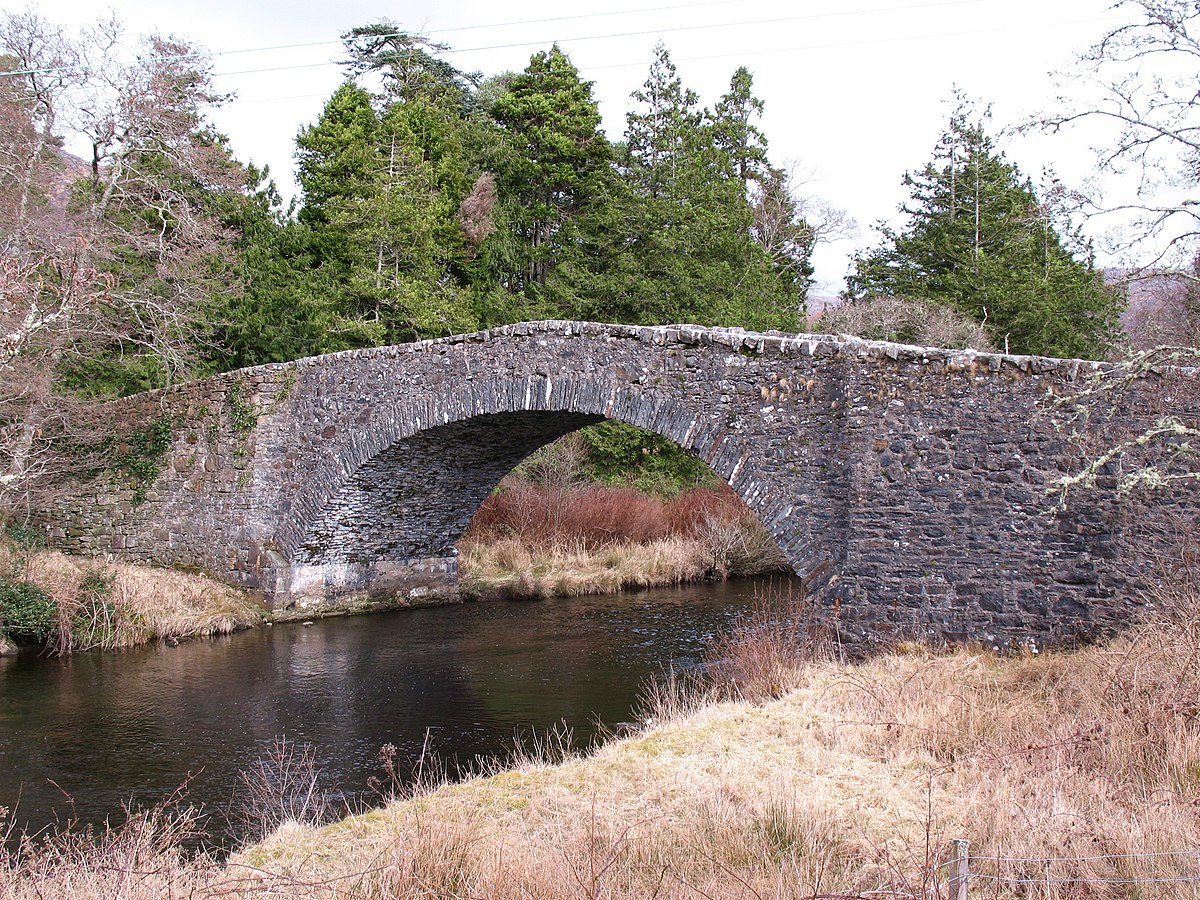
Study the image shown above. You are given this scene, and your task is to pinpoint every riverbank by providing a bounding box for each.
[458,481,788,599]
[0,539,264,654]
[234,600,1200,897]
[6,583,1198,898]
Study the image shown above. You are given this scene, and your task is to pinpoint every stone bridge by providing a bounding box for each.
[44,321,1198,645]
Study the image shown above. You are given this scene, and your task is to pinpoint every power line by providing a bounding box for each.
[446,1,991,56]
[212,0,990,78]
[428,0,748,35]
[578,14,1124,72]
[216,13,1121,97]
[5,0,748,77]
[1,0,990,80]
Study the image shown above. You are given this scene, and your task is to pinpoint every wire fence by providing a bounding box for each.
[939,840,1200,896]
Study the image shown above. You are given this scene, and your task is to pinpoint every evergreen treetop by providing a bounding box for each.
[846,100,1121,359]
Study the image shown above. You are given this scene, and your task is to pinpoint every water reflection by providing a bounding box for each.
[0,576,796,842]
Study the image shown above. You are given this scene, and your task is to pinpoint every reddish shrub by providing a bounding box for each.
[559,487,672,546]
[664,485,748,535]
[463,479,763,550]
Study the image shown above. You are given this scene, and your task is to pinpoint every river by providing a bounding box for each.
[0,576,798,846]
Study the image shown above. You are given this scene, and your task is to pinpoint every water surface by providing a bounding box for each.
[0,576,797,842]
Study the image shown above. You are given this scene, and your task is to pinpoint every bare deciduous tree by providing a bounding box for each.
[1021,2,1200,517]
[0,11,247,515]
[0,251,114,513]
[0,10,86,257]
[1033,0,1200,280]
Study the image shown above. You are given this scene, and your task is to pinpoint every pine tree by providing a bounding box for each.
[846,101,1120,358]
[491,45,613,304]
[566,45,799,331]
[294,53,488,347]
[295,82,380,230]
[711,66,768,190]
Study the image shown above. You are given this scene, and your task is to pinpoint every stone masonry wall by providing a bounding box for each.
[40,321,1199,644]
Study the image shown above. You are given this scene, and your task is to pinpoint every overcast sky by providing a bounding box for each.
[13,0,1135,293]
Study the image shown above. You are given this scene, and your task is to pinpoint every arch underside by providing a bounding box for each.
[277,384,830,606]
[297,411,603,566]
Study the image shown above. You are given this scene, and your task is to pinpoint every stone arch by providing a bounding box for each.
[275,374,818,603]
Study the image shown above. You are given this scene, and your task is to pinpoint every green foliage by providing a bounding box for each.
[341,23,480,109]
[0,578,56,641]
[491,44,613,300]
[578,422,717,495]
[292,74,489,348]
[5,521,46,551]
[225,383,257,437]
[225,381,258,462]
[201,167,332,370]
[558,45,804,332]
[209,38,815,374]
[113,417,173,503]
[846,98,1121,359]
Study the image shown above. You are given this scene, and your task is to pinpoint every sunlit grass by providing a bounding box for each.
[0,540,264,653]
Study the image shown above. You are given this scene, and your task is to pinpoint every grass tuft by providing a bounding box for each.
[0,539,264,653]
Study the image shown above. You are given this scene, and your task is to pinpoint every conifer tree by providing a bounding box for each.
[846,101,1120,358]
[491,45,612,303]
[711,66,768,190]
[293,35,489,348]
[567,45,800,331]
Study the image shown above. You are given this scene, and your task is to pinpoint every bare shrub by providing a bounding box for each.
[466,480,778,554]
[636,662,716,723]
[1,798,217,899]
[511,431,590,495]
[822,294,995,350]
[560,486,671,546]
[663,484,739,533]
[637,583,833,725]
[707,583,836,703]
[230,738,334,844]
[1119,270,1199,351]
[366,735,449,804]
[695,509,788,577]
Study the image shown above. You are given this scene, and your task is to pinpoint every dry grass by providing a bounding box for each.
[0,542,264,653]
[459,534,714,599]
[1,802,222,900]
[8,588,1200,897]
[460,481,788,598]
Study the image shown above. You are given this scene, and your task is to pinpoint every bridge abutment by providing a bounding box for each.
[275,556,461,616]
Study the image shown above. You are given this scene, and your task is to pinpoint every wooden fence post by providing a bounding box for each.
[948,839,969,900]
